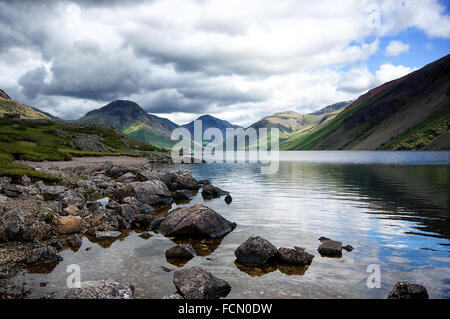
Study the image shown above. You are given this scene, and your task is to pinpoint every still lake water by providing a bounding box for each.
[14,151,450,298]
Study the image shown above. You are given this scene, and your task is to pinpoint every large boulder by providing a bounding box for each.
[234,236,278,265]
[115,181,172,205]
[157,204,236,238]
[55,216,82,234]
[318,239,342,257]
[387,281,429,299]
[136,170,171,185]
[277,247,314,266]
[65,280,134,299]
[169,171,200,191]
[173,267,231,299]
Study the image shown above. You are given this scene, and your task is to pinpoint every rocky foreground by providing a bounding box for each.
[0,160,429,299]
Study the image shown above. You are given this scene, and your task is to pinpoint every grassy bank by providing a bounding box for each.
[0,118,162,182]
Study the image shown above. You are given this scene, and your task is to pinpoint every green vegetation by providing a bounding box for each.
[0,118,162,182]
[0,96,50,120]
[123,123,175,148]
[280,93,387,150]
[380,109,450,150]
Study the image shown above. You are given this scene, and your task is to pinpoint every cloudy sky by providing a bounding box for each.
[1,0,449,126]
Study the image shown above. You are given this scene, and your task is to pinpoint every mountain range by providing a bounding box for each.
[1,54,449,150]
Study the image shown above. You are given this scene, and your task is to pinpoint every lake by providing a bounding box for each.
[13,151,450,298]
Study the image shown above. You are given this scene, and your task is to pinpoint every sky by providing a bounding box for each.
[0,0,449,127]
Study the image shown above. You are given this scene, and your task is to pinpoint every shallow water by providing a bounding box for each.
[13,151,450,298]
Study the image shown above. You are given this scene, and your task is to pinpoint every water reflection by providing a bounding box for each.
[9,151,450,298]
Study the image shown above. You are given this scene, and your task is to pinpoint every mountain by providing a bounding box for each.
[77,100,178,148]
[182,114,241,138]
[281,54,450,150]
[0,89,51,120]
[310,101,353,116]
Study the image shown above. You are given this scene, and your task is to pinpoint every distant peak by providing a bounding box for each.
[0,89,11,100]
[197,114,216,120]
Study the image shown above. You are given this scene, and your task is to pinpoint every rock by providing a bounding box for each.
[69,134,110,153]
[2,184,21,198]
[224,194,232,204]
[76,180,98,194]
[42,185,66,201]
[157,204,236,238]
[136,170,171,184]
[115,181,172,205]
[172,189,194,201]
[95,231,122,240]
[387,281,429,299]
[165,244,196,260]
[277,247,314,266]
[318,236,330,242]
[117,204,140,224]
[61,190,85,208]
[117,172,137,183]
[105,199,119,210]
[55,216,82,234]
[318,239,342,257]
[201,184,228,199]
[25,246,61,265]
[198,180,210,185]
[173,267,231,299]
[0,194,7,203]
[169,171,200,191]
[138,232,152,239]
[162,292,184,299]
[65,234,83,248]
[21,219,52,242]
[122,196,141,206]
[86,201,101,212]
[65,280,134,299]
[19,175,31,186]
[0,208,28,241]
[64,205,79,216]
[234,236,279,265]
[343,245,354,252]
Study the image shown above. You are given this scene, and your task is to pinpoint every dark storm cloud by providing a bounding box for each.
[18,66,48,99]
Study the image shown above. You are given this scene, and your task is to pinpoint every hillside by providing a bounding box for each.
[77,100,178,148]
[0,89,51,120]
[0,117,162,182]
[230,102,350,150]
[282,54,450,150]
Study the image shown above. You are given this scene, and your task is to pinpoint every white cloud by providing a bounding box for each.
[0,0,449,124]
[385,40,410,56]
[375,63,416,83]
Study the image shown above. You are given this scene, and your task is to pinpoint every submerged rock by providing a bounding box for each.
[95,231,121,240]
[173,267,231,299]
[343,245,354,252]
[165,244,196,260]
[317,239,342,257]
[172,189,195,201]
[234,236,278,265]
[224,194,232,204]
[157,204,236,238]
[65,279,134,299]
[277,247,314,266]
[387,281,429,299]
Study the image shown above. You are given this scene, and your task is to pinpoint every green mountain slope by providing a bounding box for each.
[282,54,450,150]
[77,100,178,148]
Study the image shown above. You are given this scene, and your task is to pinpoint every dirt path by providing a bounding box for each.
[15,156,150,169]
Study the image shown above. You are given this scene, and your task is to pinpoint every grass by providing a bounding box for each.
[0,118,163,182]
[379,109,450,150]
